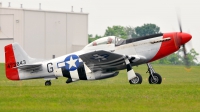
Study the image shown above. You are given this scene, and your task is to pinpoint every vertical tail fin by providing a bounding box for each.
[4,43,31,80]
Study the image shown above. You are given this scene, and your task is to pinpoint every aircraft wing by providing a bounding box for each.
[79,50,126,72]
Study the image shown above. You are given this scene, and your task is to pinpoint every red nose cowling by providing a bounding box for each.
[180,33,192,45]
[149,32,192,62]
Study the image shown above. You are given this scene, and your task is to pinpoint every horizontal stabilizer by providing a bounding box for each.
[15,64,42,71]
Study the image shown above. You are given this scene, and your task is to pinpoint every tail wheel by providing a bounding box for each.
[45,80,51,86]
[148,73,162,84]
[129,73,142,84]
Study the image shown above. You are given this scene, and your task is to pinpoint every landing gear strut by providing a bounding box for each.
[124,56,142,84]
[146,63,162,84]
[45,80,51,86]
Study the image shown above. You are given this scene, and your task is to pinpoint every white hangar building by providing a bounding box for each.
[0,3,88,63]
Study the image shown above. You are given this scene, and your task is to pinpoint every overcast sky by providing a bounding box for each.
[1,0,200,61]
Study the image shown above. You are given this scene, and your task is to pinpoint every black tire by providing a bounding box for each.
[148,73,162,84]
[45,81,51,86]
[129,73,142,84]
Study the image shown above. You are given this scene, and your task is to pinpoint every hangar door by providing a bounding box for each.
[0,14,14,39]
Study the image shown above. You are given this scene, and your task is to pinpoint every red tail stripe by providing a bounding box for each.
[5,44,19,80]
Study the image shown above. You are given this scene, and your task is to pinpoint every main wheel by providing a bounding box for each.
[129,73,142,84]
[45,80,51,86]
[148,73,162,84]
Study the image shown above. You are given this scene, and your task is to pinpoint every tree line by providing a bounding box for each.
[88,24,199,65]
[89,23,160,42]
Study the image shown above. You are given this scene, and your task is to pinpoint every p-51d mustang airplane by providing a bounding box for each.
[4,31,192,86]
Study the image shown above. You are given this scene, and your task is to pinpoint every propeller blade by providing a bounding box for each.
[182,44,186,55]
[178,17,182,33]
[182,44,190,69]
[176,10,182,33]
[177,11,191,69]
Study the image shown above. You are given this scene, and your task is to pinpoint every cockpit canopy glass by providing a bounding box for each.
[84,36,126,48]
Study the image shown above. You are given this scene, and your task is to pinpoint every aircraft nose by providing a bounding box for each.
[180,33,192,45]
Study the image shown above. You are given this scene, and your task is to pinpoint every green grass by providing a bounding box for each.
[0,63,200,112]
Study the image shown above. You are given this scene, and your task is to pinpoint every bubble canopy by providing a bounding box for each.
[84,36,126,48]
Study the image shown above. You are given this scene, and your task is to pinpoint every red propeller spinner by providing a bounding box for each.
[179,33,192,45]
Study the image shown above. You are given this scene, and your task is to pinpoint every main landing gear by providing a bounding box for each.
[124,56,142,84]
[125,59,162,84]
[129,73,142,84]
[146,63,162,84]
[45,80,51,86]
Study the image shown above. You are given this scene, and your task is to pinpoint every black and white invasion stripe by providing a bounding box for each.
[57,58,94,80]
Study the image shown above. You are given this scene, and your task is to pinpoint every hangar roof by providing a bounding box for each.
[0,7,89,15]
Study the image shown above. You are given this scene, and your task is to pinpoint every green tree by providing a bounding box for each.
[104,26,128,39]
[88,34,102,43]
[124,26,138,38]
[180,48,199,65]
[135,23,160,37]
[88,34,93,38]
[89,23,161,43]
[165,53,183,65]
[157,58,171,64]
[152,53,182,65]
[152,48,199,65]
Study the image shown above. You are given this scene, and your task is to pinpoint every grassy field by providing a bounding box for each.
[0,63,200,112]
